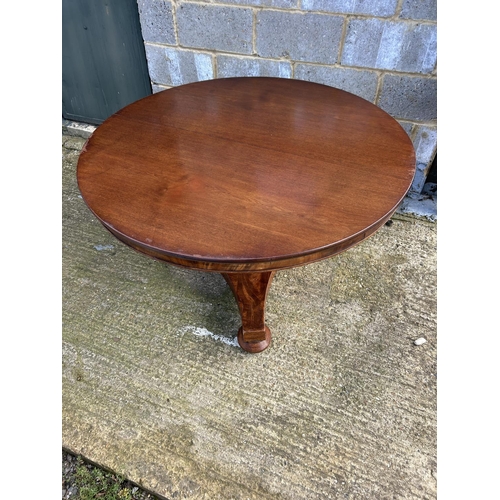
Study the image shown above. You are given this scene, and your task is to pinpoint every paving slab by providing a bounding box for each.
[62,134,437,499]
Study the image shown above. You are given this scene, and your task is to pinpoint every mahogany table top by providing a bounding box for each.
[77,77,415,272]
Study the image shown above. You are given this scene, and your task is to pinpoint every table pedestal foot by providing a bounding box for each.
[222,271,276,353]
[237,326,271,353]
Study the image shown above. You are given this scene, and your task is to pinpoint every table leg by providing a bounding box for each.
[222,271,276,353]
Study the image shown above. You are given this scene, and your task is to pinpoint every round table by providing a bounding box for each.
[77,77,416,353]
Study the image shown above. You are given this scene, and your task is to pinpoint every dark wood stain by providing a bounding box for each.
[77,77,416,352]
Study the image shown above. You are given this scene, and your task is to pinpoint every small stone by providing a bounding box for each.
[414,337,427,345]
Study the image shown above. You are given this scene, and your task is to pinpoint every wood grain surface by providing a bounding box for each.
[77,77,416,272]
[222,271,275,351]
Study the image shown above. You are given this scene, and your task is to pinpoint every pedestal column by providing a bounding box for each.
[222,271,276,353]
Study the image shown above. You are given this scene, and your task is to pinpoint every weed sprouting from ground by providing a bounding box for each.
[72,456,150,500]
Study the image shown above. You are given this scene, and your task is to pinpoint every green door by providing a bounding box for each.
[62,0,152,125]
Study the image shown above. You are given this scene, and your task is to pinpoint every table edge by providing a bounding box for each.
[93,200,404,273]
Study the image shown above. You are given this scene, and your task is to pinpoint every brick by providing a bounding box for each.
[294,64,378,102]
[397,121,414,138]
[217,55,292,78]
[342,19,436,74]
[400,0,437,21]
[177,3,253,54]
[302,0,398,17]
[256,11,344,64]
[378,75,436,121]
[137,0,176,45]
[145,45,214,86]
[222,0,297,7]
[409,166,426,193]
[152,84,170,93]
[407,125,437,192]
[413,125,437,166]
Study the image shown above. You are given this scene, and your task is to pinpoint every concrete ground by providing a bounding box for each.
[62,133,437,500]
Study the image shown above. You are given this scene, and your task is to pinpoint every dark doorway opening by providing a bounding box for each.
[426,153,437,185]
[421,152,437,199]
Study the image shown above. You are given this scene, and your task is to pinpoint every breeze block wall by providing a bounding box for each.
[136,0,437,194]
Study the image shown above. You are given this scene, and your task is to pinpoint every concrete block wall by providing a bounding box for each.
[137,0,437,194]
